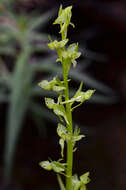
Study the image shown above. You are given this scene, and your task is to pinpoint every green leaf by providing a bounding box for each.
[4,46,32,180]
[73,82,83,99]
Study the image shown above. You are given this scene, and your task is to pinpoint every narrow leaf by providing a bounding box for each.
[57,174,65,190]
[4,46,32,180]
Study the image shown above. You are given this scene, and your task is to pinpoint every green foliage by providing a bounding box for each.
[39,5,95,190]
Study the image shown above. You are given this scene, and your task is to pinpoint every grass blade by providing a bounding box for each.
[4,46,32,181]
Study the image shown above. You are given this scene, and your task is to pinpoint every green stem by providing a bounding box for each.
[62,61,73,190]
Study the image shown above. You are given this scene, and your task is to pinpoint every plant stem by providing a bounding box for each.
[62,61,73,190]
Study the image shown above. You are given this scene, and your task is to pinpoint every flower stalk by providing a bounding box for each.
[39,5,95,190]
[62,60,73,190]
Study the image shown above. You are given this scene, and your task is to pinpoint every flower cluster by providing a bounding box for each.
[53,5,74,38]
[39,5,95,190]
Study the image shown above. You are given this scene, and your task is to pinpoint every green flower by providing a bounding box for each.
[40,160,66,174]
[38,77,65,92]
[53,5,74,38]
[45,97,69,124]
[48,39,68,50]
[72,172,90,190]
[62,43,81,67]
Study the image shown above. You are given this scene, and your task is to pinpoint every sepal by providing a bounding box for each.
[48,39,68,50]
[57,123,68,157]
[72,172,90,190]
[59,138,65,158]
[57,123,68,140]
[38,77,65,92]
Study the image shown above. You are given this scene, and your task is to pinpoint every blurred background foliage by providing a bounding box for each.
[0,0,125,190]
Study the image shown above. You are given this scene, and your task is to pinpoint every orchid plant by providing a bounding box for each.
[39,5,95,190]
